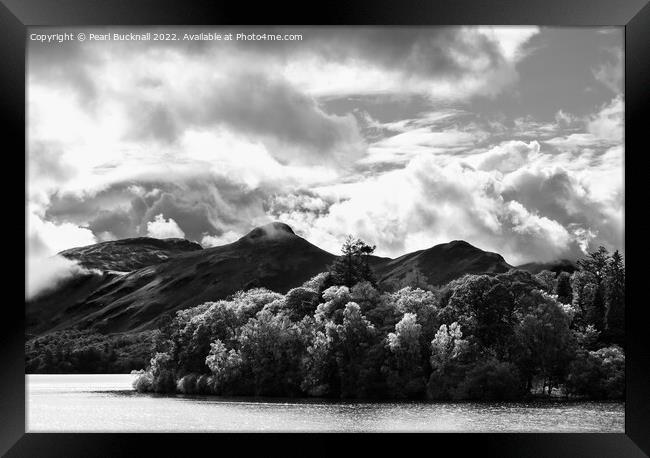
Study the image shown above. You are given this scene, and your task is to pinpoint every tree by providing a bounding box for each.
[571,270,597,330]
[453,358,525,400]
[496,269,545,303]
[301,272,330,293]
[578,246,610,279]
[132,369,154,392]
[566,345,624,399]
[149,352,176,393]
[472,282,516,355]
[328,236,377,287]
[594,345,625,398]
[535,270,556,294]
[383,313,426,398]
[236,310,306,396]
[315,285,351,322]
[604,250,625,345]
[350,281,381,313]
[440,275,515,355]
[170,300,241,375]
[556,271,573,304]
[427,322,469,399]
[576,246,610,332]
[328,302,378,397]
[229,288,285,318]
[388,287,439,346]
[300,329,334,396]
[283,287,320,321]
[205,340,243,394]
[513,291,575,395]
[572,324,601,351]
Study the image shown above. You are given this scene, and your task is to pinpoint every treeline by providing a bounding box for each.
[132,241,625,400]
[25,330,155,373]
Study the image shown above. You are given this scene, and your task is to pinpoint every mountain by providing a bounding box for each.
[59,237,203,272]
[374,240,512,287]
[26,222,515,336]
[27,223,336,335]
[516,259,577,275]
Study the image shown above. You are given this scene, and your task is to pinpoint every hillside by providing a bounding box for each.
[516,259,577,275]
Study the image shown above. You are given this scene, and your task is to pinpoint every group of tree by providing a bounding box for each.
[130,239,625,400]
[25,330,154,373]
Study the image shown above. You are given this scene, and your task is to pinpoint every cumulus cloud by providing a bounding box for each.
[271,144,622,264]
[201,231,241,248]
[474,140,541,173]
[503,200,572,255]
[586,96,624,142]
[26,255,92,300]
[28,208,96,257]
[26,208,99,299]
[146,214,186,239]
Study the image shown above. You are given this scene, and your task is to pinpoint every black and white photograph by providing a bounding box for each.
[25,25,626,433]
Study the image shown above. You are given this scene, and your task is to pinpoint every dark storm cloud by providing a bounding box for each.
[89,209,135,240]
[186,73,362,163]
[45,186,131,223]
[118,71,364,164]
[43,175,280,245]
[301,27,506,79]
[502,169,576,222]
[501,167,622,254]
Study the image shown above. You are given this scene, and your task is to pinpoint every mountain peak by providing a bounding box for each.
[241,222,296,242]
[446,240,473,248]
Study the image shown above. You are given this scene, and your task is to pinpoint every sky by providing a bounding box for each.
[27,26,624,281]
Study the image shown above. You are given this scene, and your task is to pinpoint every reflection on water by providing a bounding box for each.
[26,374,624,432]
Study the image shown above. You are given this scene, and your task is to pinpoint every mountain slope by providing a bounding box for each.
[27,223,516,336]
[516,259,577,275]
[374,240,512,287]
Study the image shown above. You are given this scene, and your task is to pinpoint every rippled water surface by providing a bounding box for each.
[26,374,624,432]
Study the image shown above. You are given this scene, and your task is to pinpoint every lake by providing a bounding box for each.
[26,374,624,432]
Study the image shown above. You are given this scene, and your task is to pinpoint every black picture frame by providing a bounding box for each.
[2,0,649,456]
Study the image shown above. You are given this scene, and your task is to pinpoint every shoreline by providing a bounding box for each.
[26,374,624,403]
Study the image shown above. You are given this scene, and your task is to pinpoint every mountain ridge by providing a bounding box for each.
[59,237,203,272]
